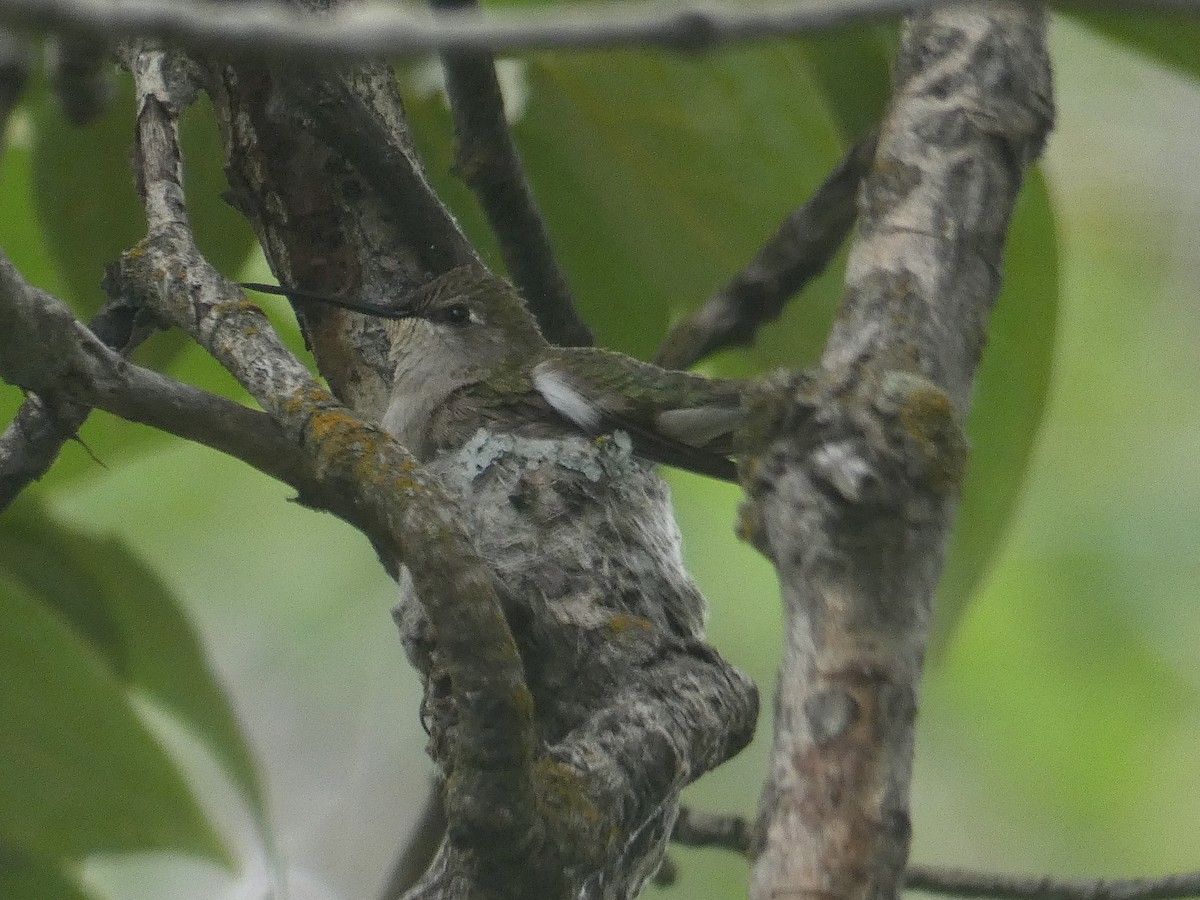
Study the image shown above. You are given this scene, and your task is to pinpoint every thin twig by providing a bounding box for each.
[653,129,877,370]
[671,807,752,853]
[906,867,1200,900]
[430,0,591,348]
[3,0,1196,65]
[671,810,1200,900]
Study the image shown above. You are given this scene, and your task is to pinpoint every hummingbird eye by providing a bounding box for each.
[442,304,471,326]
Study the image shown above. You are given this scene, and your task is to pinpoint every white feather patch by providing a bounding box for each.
[532,362,602,431]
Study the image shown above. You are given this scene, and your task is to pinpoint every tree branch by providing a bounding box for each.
[654,129,877,370]
[671,806,752,853]
[122,42,541,872]
[906,867,1200,900]
[670,811,1200,900]
[430,0,592,348]
[0,0,950,61]
[1,0,1196,63]
[0,300,146,511]
[0,254,372,522]
[740,5,1054,900]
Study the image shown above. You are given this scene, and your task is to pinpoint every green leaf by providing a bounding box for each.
[404,33,895,370]
[0,845,95,900]
[180,95,258,294]
[0,499,266,826]
[1064,10,1200,83]
[33,72,256,372]
[32,73,144,320]
[6,76,259,488]
[932,168,1059,652]
[0,569,230,863]
[792,26,894,137]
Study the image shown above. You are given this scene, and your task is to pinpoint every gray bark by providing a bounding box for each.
[742,6,1053,900]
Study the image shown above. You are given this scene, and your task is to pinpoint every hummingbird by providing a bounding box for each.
[244,266,760,892]
[243,265,747,482]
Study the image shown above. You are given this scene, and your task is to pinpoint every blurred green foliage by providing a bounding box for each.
[0,9,1198,900]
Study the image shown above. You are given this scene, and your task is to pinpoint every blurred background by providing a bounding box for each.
[1,11,1198,900]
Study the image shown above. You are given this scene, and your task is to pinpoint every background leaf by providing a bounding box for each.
[931,169,1058,651]
[0,499,265,824]
[0,845,95,900]
[1063,11,1200,83]
[0,568,230,863]
[32,73,144,319]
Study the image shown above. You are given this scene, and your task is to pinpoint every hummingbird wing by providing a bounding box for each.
[531,349,746,483]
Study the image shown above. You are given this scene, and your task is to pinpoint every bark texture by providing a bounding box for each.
[191,6,759,897]
[742,6,1053,900]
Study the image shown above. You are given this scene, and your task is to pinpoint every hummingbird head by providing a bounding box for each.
[242,266,548,450]
[384,265,547,383]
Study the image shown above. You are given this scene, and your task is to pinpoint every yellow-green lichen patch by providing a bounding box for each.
[534,758,601,829]
[889,375,967,493]
[305,409,378,480]
[211,298,261,320]
[606,614,653,634]
[898,381,953,447]
[513,684,535,724]
[735,501,761,544]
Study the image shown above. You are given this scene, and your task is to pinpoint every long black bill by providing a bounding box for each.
[241,282,411,320]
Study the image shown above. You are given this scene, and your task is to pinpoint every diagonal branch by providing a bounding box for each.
[0,300,144,511]
[654,129,877,370]
[0,254,354,517]
[121,41,540,869]
[430,0,592,348]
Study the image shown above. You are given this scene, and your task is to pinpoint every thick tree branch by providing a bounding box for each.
[430,0,591,348]
[207,56,475,420]
[654,130,878,370]
[740,5,1053,900]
